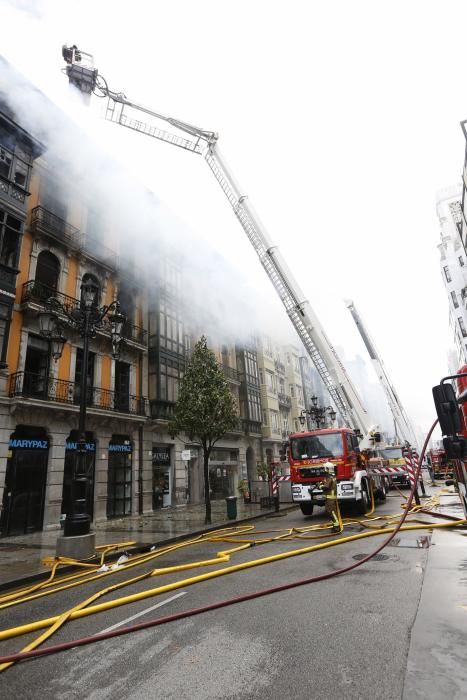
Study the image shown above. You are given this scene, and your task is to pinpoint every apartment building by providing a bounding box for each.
[0,93,149,536]
[284,344,306,433]
[436,186,467,368]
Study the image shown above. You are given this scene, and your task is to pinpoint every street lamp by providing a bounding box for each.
[299,400,337,429]
[39,282,126,552]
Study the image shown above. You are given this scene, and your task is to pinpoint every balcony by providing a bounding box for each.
[29,206,118,271]
[0,173,27,208]
[30,205,80,247]
[242,419,263,436]
[0,261,19,294]
[21,280,147,349]
[9,371,147,416]
[22,280,79,315]
[278,392,292,407]
[150,399,176,421]
[222,364,240,384]
[274,360,285,374]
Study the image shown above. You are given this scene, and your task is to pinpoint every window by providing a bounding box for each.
[444,266,452,283]
[159,358,184,402]
[282,412,289,435]
[80,273,100,308]
[36,251,60,293]
[0,147,12,179]
[297,386,304,403]
[244,351,259,383]
[159,299,185,355]
[13,159,27,187]
[40,175,67,220]
[458,317,467,338]
[294,356,300,373]
[247,390,262,422]
[270,411,279,433]
[459,256,465,267]
[74,349,95,405]
[259,368,264,385]
[263,410,268,426]
[0,301,12,366]
[0,208,22,269]
[107,439,132,518]
[290,385,295,398]
[451,291,459,309]
[265,370,276,394]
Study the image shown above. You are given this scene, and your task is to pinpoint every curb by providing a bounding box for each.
[0,504,298,593]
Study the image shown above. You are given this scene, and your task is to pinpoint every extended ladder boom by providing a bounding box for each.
[62,46,372,436]
[346,300,418,447]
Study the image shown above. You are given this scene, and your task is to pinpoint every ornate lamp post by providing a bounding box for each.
[299,395,337,429]
[39,281,126,553]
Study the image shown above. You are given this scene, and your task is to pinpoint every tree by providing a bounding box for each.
[169,336,239,524]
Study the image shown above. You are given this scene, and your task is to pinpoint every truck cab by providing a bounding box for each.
[288,428,373,515]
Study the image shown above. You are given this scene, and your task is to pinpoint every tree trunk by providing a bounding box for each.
[203,444,211,524]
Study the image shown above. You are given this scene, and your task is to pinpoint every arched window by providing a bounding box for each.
[80,273,100,308]
[35,251,60,293]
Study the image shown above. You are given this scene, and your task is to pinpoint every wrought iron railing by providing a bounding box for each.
[222,364,240,382]
[22,280,147,346]
[241,419,263,435]
[30,205,80,242]
[0,174,27,204]
[0,262,18,292]
[150,399,176,420]
[9,371,147,415]
[22,280,80,315]
[30,206,118,269]
[278,392,292,407]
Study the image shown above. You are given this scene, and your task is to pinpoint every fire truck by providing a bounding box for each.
[375,445,410,487]
[427,448,452,479]
[286,427,387,515]
[60,47,414,517]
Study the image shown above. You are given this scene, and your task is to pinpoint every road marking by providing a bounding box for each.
[97,592,187,635]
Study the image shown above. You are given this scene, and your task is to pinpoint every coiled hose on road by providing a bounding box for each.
[0,417,464,671]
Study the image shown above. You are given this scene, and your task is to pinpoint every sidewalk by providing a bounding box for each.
[0,499,294,590]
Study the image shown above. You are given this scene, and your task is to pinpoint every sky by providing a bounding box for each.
[1,0,466,441]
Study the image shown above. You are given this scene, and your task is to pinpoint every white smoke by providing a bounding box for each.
[0,55,292,346]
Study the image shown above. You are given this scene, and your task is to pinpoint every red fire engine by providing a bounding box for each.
[286,427,387,516]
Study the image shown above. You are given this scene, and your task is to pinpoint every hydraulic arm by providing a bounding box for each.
[346,300,418,446]
[62,46,371,436]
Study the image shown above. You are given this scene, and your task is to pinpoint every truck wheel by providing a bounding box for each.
[356,481,370,515]
[300,503,314,516]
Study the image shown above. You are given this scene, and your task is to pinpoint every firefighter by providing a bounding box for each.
[319,462,340,533]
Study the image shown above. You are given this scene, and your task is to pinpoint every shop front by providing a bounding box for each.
[152,445,171,509]
[208,447,239,500]
[62,431,96,522]
[1,426,49,536]
[107,436,133,518]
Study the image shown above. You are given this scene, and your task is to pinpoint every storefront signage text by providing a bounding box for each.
[109,444,132,453]
[153,447,170,465]
[66,442,96,452]
[9,439,48,450]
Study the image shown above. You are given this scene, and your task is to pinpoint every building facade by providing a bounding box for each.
[436,186,467,368]
[0,97,150,536]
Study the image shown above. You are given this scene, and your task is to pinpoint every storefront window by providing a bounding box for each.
[153,445,171,508]
[107,437,132,518]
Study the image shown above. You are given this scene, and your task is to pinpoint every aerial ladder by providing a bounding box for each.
[61,45,377,443]
[345,299,418,448]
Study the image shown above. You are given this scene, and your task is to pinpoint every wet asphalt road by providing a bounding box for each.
[0,497,432,699]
